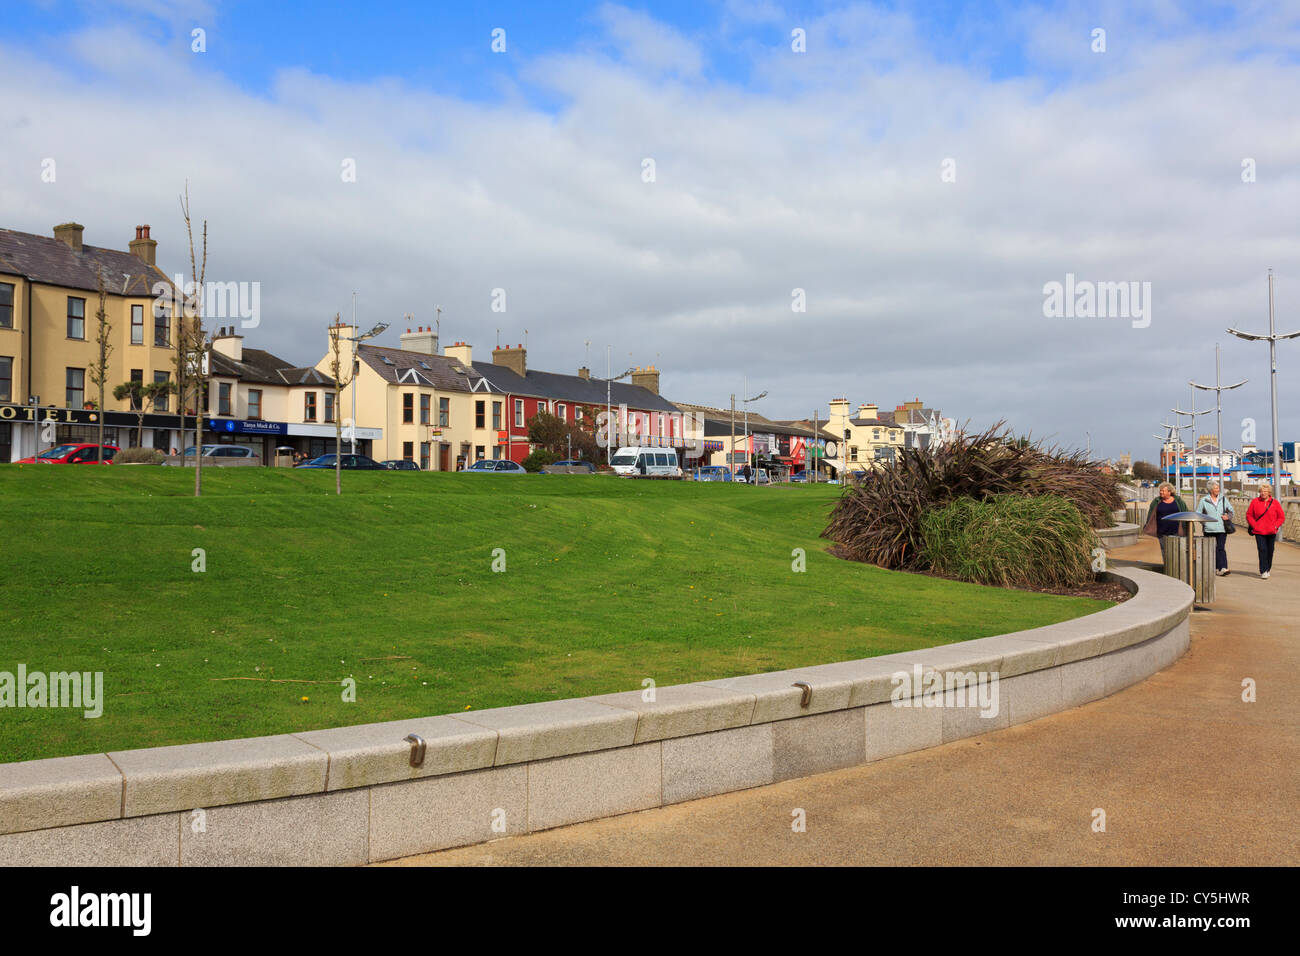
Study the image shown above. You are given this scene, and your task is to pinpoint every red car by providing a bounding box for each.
[17,443,119,464]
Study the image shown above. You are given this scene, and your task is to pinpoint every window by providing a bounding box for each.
[154,429,170,453]
[218,382,232,416]
[438,397,449,427]
[475,445,485,460]
[575,406,583,421]
[154,371,170,412]
[0,356,11,402]
[0,282,13,329]
[131,305,143,345]
[154,309,169,347]
[402,392,414,424]
[304,392,317,421]
[128,369,143,410]
[402,441,414,462]
[514,399,524,427]
[420,442,431,470]
[492,401,502,431]
[67,297,85,339]
[475,400,485,429]
[873,429,881,439]
[850,446,858,462]
[890,431,898,441]
[248,389,262,420]
[324,392,335,423]
[420,394,430,425]
[557,403,566,421]
[492,445,503,460]
[65,368,85,407]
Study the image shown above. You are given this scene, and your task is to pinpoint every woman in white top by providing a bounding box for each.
[1197,480,1234,576]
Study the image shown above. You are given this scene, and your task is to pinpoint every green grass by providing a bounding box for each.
[0,467,1114,761]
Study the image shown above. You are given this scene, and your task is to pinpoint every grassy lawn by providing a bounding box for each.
[0,467,1113,762]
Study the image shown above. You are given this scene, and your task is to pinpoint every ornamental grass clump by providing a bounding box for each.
[822,423,1121,570]
[919,494,1099,589]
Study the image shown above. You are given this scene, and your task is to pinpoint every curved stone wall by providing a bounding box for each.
[0,567,1193,866]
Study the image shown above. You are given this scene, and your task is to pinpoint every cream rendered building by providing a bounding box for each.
[0,222,185,460]
[828,398,905,471]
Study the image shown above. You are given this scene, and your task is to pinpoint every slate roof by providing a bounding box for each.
[673,402,818,437]
[357,344,483,392]
[210,348,335,388]
[0,227,173,296]
[472,361,678,412]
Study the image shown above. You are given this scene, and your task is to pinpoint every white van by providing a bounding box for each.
[611,446,682,478]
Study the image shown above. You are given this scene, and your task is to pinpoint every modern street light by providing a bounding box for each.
[337,315,390,454]
[1191,345,1247,492]
[604,345,635,465]
[1158,419,1193,490]
[1226,269,1300,501]
[741,380,767,482]
[1171,390,1212,501]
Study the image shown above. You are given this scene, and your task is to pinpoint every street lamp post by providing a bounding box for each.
[1191,344,1247,493]
[1170,394,1211,501]
[604,348,635,465]
[740,382,767,483]
[337,315,390,455]
[1227,270,1300,501]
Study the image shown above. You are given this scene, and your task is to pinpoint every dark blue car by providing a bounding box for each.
[296,453,386,470]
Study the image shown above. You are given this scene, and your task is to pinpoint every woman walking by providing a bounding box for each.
[1245,484,1286,579]
[1143,482,1189,542]
[1197,481,1234,576]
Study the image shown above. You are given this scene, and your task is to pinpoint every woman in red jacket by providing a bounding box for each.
[1246,484,1286,578]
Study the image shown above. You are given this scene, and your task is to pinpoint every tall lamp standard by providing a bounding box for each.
[337,319,390,454]
[1170,393,1212,501]
[1191,344,1247,492]
[1227,270,1300,501]
[741,382,767,481]
[604,345,635,465]
[1158,419,1192,490]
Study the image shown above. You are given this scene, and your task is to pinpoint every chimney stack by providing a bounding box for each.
[630,365,660,395]
[578,366,590,380]
[129,224,157,267]
[445,341,473,367]
[399,326,439,355]
[492,343,526,378]
[53,222,84,253]
[212,325,243,362]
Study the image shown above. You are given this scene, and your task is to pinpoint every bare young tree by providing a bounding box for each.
[180,184,208,496]
[113,379,175,447]
[87,270,114,462]
[327,315,355,495]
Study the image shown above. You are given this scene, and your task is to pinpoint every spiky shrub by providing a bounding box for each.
[822,423,1122,570]
[919,495,1099,588]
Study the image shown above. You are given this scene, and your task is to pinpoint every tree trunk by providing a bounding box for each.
[335,387,343,495]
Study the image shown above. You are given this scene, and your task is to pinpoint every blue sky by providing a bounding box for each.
[4,0,1299,460]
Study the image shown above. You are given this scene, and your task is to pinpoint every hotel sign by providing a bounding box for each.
[0,403,178,429]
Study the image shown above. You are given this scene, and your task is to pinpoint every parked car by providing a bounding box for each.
[734,465,770,485]
[692,465,733,482]
[463,459,528,474]
[610,446,682,478]
[182,444,257,458]
[16,443,118,464]
[790,470,808,483]
[295,453,386,470]
[381,459,421,471]
[551,459,596,472]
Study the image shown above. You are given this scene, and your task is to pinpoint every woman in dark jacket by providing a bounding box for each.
[1144,482,1190,540]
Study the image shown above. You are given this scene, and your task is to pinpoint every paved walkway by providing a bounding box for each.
[386,534,1298,866]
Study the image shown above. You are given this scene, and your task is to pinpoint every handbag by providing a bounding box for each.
[1224,516,1236,534]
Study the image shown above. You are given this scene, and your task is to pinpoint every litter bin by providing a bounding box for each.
[1158,512,1215,604]
[274,446,296,468]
